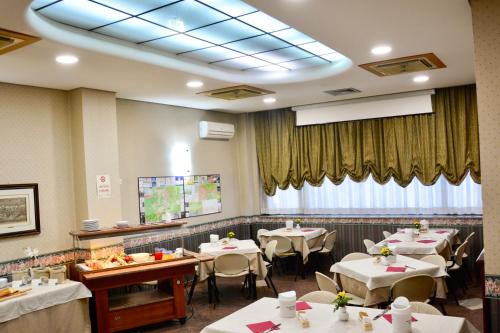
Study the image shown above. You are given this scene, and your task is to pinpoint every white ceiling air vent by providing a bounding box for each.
[199,121,235,140]
[324,88,361,96]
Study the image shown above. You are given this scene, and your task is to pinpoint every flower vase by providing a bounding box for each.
[295,224,301,230]
[337,307,349,321]
[382,255,397,265]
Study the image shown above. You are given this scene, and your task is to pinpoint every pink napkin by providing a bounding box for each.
[417,239,436,244]
[386,266,407,273]
[246,321,280,333]
[223,246,238,250]
[301,229,315,232]
[383,314,417,323]
[435,230,448,234]
[296,301,312,310]
[387,240,402,243]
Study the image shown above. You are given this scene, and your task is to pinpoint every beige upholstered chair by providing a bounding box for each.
[263,240,278,296]
[212,253,254,302]
[267,235,300,280]
[256,229,269,246]
[383,231,392,239]
[341,252,371,262]
[410,302,442,315]
[447,241,468,270]
[421,254,447,269]
[315,271,365,306]
[363,239,376,254]
[309,230,337,267]
[390,274,436,302]
[298,290,337,304]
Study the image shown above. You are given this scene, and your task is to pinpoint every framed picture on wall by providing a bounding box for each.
[0,184,40,239]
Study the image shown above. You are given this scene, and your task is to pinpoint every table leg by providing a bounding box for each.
[94,290,109,333]
[172,275,187,320]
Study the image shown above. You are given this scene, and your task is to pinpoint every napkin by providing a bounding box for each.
[246,321,280,333]
[416,240,436,244]
[383,314,417,324]
[435,230,448,234]
[223,246,238,250]
[387,240,402,243]
[301,229,315,232]
[296,301,312,310]
[386,266,406,273]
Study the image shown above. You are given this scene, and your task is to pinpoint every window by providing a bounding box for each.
[261,173,482,215]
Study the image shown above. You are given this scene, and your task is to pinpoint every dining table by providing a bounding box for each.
[198,239,268,282]
[331,254,448,306]
[200,297,472,333]
[369,228,460,260]
[259,227,326,263]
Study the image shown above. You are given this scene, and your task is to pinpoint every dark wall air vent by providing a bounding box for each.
[359,53,446,77]
[324,88,361,96]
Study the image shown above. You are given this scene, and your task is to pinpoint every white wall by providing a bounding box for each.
[116,99,243,225]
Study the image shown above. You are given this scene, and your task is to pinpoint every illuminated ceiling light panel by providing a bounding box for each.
[93,0,178,15]
[95,18,176,43]
[238,11,288,33]
[32,0,348,72]
[37,0,130,30]
[139,0,229,32]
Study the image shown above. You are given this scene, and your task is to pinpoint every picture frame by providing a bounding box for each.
[0,184,40,239]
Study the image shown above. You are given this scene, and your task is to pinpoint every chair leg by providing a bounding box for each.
[446,277,460,306]
[439,302,447,315]
[212,276,220,303]
[187,274,197,305]
[252,273,257,299]
[266,271,278,297]
[208,276,213,304]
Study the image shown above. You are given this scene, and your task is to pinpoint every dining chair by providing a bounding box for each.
[420,255,448,314]
[341,252,371,262]
[446,241,469,295]
[211,253,254,304]
[256,228,269,246]
[263,240,278,296]
[410,302,442,315]
[315,271,365,306]
[389,274,436,303]
[298,290,337,304]
[267,235,301,280]
[363,239,376,254]
[461,232,475,280]
[383,231,392,239]
[310,230,337,263]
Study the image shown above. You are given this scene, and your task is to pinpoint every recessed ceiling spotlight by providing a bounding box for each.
[186,80,204,88]
[413,75,429,83]
[371,45,392,55]
[55,54,78,64]
[263,97,276,104]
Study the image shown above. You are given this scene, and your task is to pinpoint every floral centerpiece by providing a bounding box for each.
[414,220,421,231]
[380,245,396,265]
[293,218,304,229]
[227,231,236,240]
[333,291,352,321]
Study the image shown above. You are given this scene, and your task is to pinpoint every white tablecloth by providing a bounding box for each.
[0,280,91,323]
[330,255,446,290]
[370,229,458,257]
[260,227,326,263]
[201,297,470,333]
[198,239,268,281]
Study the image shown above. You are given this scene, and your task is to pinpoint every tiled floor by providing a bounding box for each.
[125,268,484,333]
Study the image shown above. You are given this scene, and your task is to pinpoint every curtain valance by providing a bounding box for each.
[255,85,480,196]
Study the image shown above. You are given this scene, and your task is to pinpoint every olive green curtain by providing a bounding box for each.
[255,85,480,196]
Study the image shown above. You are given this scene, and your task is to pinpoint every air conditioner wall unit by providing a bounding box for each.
[199,121,235,140]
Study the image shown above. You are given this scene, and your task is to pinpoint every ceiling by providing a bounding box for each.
[0,0,475,113]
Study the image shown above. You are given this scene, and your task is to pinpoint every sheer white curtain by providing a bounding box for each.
[261,174,482,215]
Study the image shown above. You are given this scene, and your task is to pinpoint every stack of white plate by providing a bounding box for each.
[81,219,100,231]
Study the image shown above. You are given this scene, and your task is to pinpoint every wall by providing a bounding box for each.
[116,98,242,225]
[470,1,500,331]
[0,83,75,261]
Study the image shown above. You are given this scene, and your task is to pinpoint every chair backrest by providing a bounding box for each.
[363,239,376,253]
[410,301,442,315]
[323,230,337,251]
[268,235,294,254]
[454,241,468,266]
[257,229,269,240]
[390,274,436,302]
[383,231,392,239]
[298,291,337,304]
[264,240,277,262]
[341,252,371,262]
[420,255,447,269]
[463,232,475,254]
[315,272,339,293]
[214,253,250,275]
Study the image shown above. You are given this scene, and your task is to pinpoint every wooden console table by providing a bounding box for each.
[73,257,197,333]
